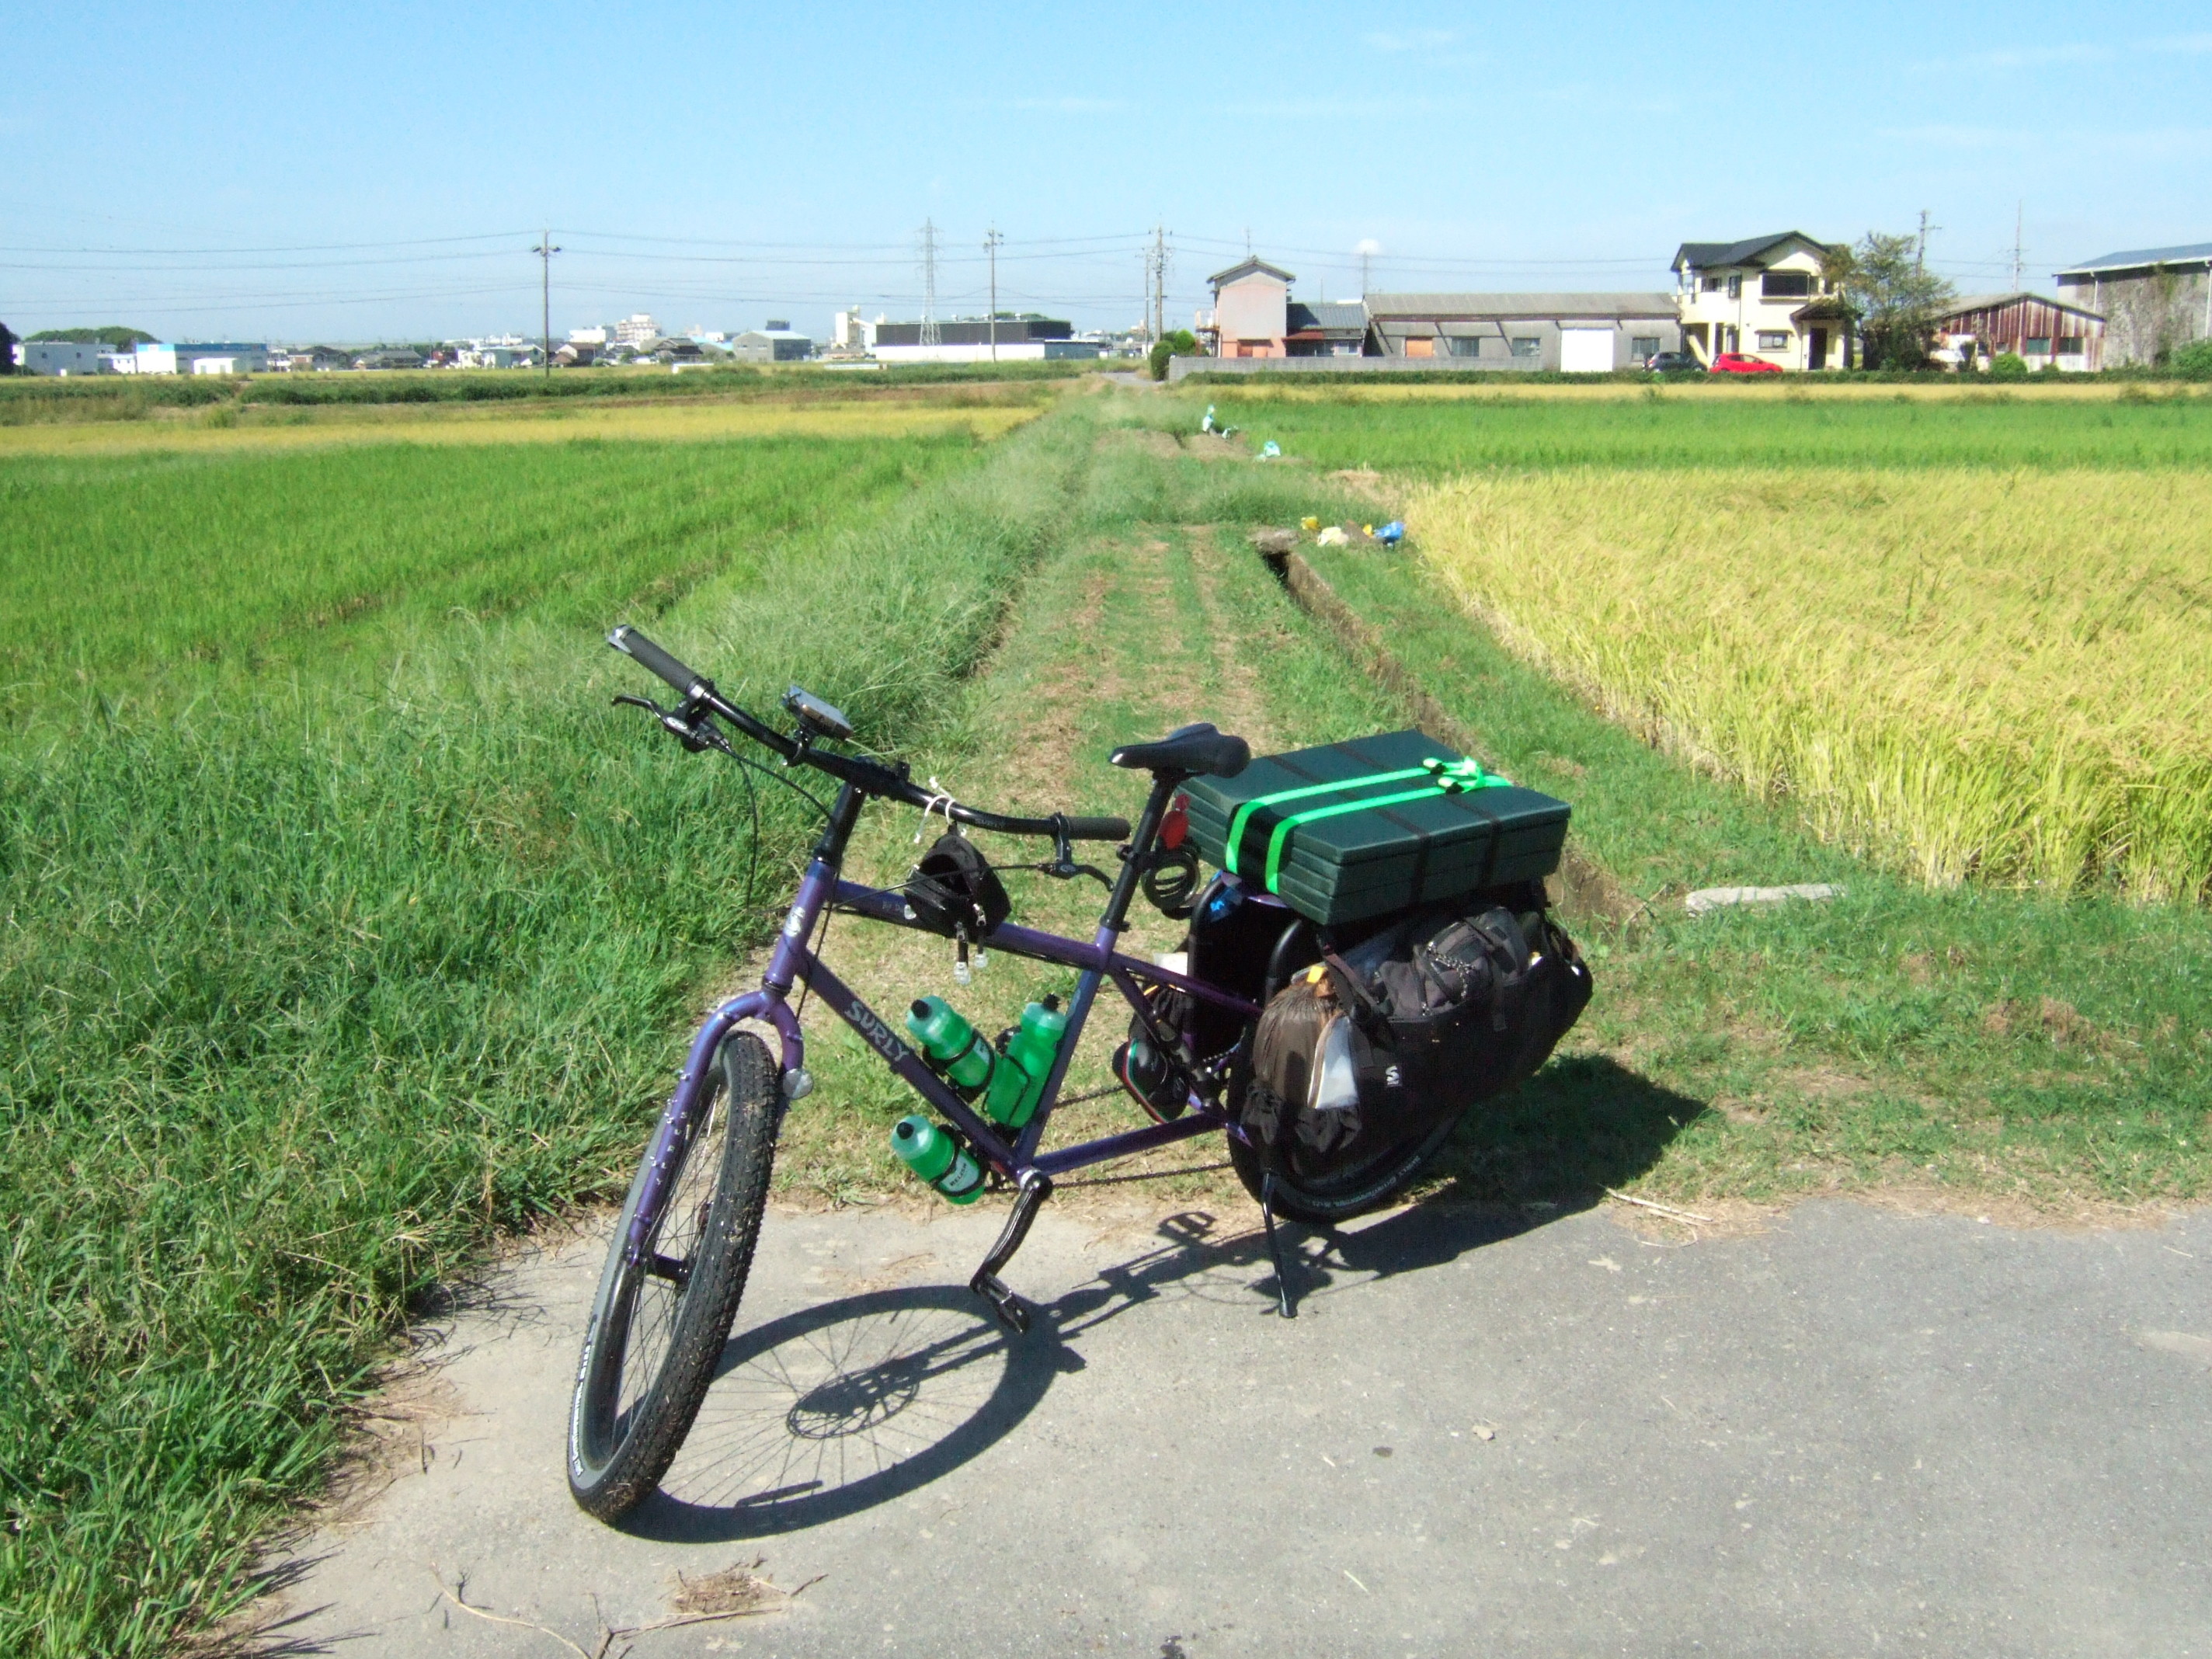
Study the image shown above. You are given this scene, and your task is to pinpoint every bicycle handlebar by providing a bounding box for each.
[607,625,1130,843]
[608,624,709,700]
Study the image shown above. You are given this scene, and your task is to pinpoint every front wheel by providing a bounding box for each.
[1227,1108,1463,1226]
[569,1031,780,1522]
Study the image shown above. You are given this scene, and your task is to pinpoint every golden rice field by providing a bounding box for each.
[1410,467,2212,900]
[0,394,1041,456]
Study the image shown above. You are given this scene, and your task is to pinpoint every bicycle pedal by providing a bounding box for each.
[971,1271,1031,1335]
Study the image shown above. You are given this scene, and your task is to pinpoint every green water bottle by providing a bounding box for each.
[904,996,996,1096]
[890,1115,985,1205]
[985,995,1067,1129]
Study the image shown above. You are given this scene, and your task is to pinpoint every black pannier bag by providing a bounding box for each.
[1240,896,1593,1176]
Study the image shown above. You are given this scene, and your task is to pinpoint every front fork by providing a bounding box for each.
[621,840,842,1270]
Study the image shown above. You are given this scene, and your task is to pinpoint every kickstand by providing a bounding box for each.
[1260,1172,1297,1319]
[971,1170,1052,1336]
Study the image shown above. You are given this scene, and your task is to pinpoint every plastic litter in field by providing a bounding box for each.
[1376,520,1406,545]
[1257,440,1282,460]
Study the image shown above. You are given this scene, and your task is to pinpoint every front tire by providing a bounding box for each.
[569,1031,780,1522]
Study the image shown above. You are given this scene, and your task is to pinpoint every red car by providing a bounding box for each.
[1709,352,1784,375]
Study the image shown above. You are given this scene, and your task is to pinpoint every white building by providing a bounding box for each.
[132,342,270,374]
[1671,231,1851,370]
[568,325,610,346]
[613,313,659,346]
[12,339,106,376]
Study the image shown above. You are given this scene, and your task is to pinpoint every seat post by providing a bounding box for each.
[1097,770,1184,935]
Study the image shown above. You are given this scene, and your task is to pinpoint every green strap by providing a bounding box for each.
[1226,754,1510,891]
[1224,763,1434,875]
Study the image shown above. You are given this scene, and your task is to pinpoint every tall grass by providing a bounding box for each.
[0,405,1098,1654]
[1410,466,2212,900]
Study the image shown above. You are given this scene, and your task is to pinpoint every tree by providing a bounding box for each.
[0,320,16,374]
[1825,232,1956,370]
[25,325,155,348]
[1147,328,1200,381]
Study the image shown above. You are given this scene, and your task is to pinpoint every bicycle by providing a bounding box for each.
[569,626,1467,1521]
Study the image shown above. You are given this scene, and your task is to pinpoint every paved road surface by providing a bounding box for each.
[273,1195,2211,1657]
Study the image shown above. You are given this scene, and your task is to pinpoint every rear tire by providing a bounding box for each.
[568,1031,780,1522]
[1228,1109,1463,1226]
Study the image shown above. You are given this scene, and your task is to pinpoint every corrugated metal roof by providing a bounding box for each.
[1365,291,1675,319]
[1940,293,2105,322]
[2055,241,2212,275]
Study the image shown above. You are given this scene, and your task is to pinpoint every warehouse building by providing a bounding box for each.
[1363,292,1680,370]
[869,315,1099,363]
[729,326,813,363]
[2054,242,2212,366]
[1930,293,2105,372]
[12,339,106,375]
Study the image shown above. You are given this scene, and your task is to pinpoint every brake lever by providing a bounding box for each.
[611,693,731,756]
[1042,858,1113,888]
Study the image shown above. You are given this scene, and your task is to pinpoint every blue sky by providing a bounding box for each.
[5,0,2208,343]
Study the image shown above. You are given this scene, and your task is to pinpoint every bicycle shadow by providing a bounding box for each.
[625,1053,1702,1544]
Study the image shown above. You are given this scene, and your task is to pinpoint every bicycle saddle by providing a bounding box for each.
[1109,722,1250,779]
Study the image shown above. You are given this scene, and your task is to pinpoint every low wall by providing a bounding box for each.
[1167,356,1531,383]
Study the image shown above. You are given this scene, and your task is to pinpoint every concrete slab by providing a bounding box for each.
[272,1196,2212,1657]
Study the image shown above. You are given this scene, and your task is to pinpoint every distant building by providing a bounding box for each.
[1672,231,1851,369]
[1202,257,1299,357]
[569,325,610,346]
[729,328,813,363]
[1365,293,1679,371]
[1285,300,1369,356]
[2054,242,2212,366]
[870,315,1097,363]
[131,343,270,374]
[268,346,350,372]
[1930,294,2105,372]
[613,313,659,346]
[13,339,106,376]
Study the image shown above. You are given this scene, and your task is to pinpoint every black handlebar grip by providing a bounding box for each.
[1059,815,1132,842]
[608,625,703,696]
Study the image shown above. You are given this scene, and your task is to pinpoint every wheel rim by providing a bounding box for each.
[579,1072,730,1472]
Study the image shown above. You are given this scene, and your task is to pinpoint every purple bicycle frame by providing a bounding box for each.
[622,855,1263,1264]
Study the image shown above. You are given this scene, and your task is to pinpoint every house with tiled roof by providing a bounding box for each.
[1671,231,1850,370]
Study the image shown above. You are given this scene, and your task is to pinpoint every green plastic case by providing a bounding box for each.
[1180,729,1570,926]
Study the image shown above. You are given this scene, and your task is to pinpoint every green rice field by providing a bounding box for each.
[0,391,1086,1654]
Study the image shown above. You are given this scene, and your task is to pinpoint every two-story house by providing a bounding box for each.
[1672,231,1851,370]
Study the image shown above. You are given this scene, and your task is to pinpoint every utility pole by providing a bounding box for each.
[919,219,940,349]
[1916,208,1939,275]
[532,229,561,381]
[983,226,1003,362]
[1149,224,1168,345]
[2011,202,2026,293]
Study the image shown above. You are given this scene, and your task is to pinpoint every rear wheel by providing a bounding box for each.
[1227,1108,1463,1226]
[568,1031,780,1522]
